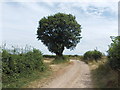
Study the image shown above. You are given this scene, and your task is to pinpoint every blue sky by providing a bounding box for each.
[0,0,118,55]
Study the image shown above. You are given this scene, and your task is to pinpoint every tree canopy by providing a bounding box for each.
[37,13,82,56]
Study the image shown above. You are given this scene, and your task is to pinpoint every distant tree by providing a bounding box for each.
[37,13,82,57]
[83,50,102,61]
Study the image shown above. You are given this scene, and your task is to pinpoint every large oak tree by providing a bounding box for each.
[37,13,82,57]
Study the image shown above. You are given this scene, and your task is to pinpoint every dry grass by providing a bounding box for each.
[23,57,70,88]
[88,57,119,88]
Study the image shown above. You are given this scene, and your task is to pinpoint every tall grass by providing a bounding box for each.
[89,57,119,88]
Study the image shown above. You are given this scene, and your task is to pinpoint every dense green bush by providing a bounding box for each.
[107,36,120,71]
[83,50,102,61]
[2,46,45,85]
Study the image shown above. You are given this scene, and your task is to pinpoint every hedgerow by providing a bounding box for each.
[2,46,45,87]
[107,36,120,71]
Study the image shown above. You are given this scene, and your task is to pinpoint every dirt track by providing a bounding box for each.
[42,60,93,88]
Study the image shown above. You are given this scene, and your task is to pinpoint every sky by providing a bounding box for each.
[0,0,119,55]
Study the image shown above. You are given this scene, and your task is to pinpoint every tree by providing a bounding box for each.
[83,50,102,61]
[107,36,120,70]
[37,13,82,57]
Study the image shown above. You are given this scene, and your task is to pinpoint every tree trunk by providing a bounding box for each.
[56,46,64,57]
[56,52,63,57]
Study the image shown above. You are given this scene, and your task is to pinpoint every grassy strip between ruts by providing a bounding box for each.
[87,57,119,88]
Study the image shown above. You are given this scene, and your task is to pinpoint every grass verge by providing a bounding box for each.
[2,64,52,88]
[88,57,119,88]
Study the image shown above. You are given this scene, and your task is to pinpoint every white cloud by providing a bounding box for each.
[1,1,118,55]
[1,0,119,2]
